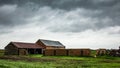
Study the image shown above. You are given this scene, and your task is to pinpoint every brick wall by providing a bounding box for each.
[68,49,81,56]
[44,49,55,56]
[55,49,67,56]
[43,49,91,56]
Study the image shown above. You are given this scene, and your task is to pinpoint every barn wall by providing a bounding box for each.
[44,49,55,56]
[83,49,91,56]
[5,44,18,55]
[19,49,28,55]
[69,49,81,56]
[55,49,67,56]
[67,49,91,56]
[43,49,91,56]
[36,41,46,49]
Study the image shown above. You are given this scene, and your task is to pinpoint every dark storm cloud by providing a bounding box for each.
[0,0,120,33]
[0,4,37,27]
[0,0,119,10]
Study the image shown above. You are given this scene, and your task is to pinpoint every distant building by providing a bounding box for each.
[36,39,65,49]
[96,49,107,56]
[5,42,43,55]
[109,46,120,57]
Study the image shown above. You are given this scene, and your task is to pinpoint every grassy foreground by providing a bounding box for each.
[0,55,120,68]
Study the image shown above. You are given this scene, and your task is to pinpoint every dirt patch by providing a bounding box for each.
[100,60,120,63]
[0,56,85,64]
[0,56,58,62]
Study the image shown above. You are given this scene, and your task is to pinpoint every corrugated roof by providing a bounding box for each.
[39,39,64,46]
[11,42,42,48]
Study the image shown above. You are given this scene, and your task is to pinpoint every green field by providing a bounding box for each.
[0,55,120,68]
[0,50,120,68]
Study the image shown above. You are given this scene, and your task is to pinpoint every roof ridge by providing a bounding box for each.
[39,39,58,42]
[11,41,35,44]
[10,41,43,48]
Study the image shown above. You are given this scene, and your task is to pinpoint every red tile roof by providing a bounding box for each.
[11,42,43,49]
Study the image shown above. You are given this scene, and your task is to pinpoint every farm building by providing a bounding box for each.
[4,39,91,56]
[4,39,65,55]
[36,39,65,49]
[5,42,43,55]
[109,46,120,57]
[96,49,107,56]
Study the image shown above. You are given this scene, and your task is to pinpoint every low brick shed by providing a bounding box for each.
[43,49,91,56]
[5,42,43,55]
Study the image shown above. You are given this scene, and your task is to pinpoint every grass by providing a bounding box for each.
[0,60,54,68]
[27,54,43,58]
[0,50,120,68]
[0,55,120,68]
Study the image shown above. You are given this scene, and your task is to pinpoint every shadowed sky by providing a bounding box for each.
[0,0,120,49]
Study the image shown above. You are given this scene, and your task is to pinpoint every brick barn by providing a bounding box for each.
[4,39,65,55]
[5,42,43,55]
[36,39,65,49]
[4,39,91,56]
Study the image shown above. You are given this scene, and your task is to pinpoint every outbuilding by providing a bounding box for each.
[5,42,43,55]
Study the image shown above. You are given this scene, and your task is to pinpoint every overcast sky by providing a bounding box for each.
[0,0,120,49]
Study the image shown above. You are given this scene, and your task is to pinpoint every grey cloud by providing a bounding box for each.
[0,0,119,10]
[0,26,13,34]
[0,4,39,34]
[0,4,37,26]
[0,30,12,35]
[0,5,17,26]
[0,0,120,49]
[0,0,120,33]
[48,17,120,33]
[44,7,120,32]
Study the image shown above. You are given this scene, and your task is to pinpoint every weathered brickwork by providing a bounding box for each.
[44,49,55,56]
[43,49,91,56]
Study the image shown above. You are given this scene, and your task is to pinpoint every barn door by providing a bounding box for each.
[81,50,83,56]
